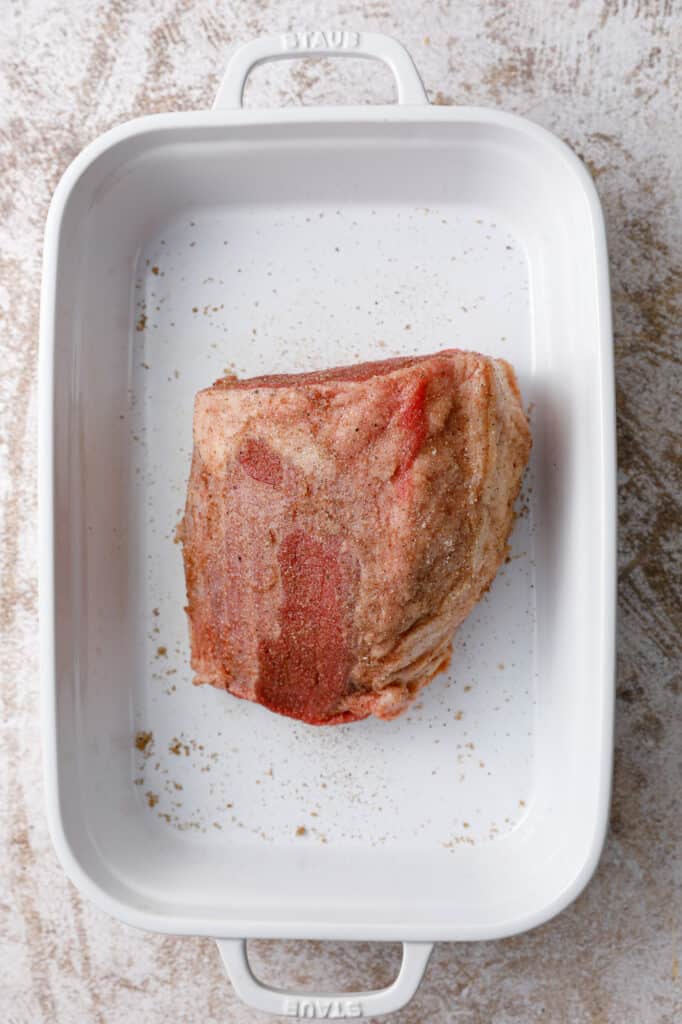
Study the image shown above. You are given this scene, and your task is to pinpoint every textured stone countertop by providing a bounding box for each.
[1,2,680,1022]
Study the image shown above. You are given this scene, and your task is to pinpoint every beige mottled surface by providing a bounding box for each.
[1,2,680,1022]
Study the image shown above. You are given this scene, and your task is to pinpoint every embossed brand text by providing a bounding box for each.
[283,997,363,1018]
[281,31,360,51]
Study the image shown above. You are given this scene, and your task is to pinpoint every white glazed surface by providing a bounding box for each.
[41,99,614,946]
[132,201,535,851]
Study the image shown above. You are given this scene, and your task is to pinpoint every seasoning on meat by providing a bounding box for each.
[179,349,531,725]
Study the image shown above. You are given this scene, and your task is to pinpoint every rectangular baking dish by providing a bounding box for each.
[40,32,616,1018]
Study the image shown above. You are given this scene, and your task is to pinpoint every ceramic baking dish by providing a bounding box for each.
[39,32,616,1018]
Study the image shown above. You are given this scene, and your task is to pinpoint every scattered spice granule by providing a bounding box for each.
[146,792,159,808]
[192,306,198,313]
[173,782,183,791]
[463,685,472,692]
[135,314,147,332]
[151,266,159,275]
[519,799,526,807]
[498,662,505,670]
[404,324,412,330]
[135,730,153,753]
[156,646,167,657]
[295,826,307,837]
[462,822,470,829]
[152,607,159,616]
[454,710,463,721]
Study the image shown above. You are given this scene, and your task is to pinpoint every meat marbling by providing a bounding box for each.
[180,349,531,725]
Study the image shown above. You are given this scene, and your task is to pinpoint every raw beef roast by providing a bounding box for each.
[180,350,531,725]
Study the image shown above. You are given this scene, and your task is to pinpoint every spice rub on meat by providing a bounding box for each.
[179,350,531,725]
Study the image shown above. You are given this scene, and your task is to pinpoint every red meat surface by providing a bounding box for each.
[180,349,531,725]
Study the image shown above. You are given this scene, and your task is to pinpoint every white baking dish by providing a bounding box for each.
[39,32,616,1018]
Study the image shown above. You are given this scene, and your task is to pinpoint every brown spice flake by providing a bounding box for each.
[295,826,307,837]
[135,730,153,754]
[146,792,159,808]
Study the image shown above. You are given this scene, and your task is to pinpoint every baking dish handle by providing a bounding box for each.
[213,31,429,109]
[217,938,433,1018]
